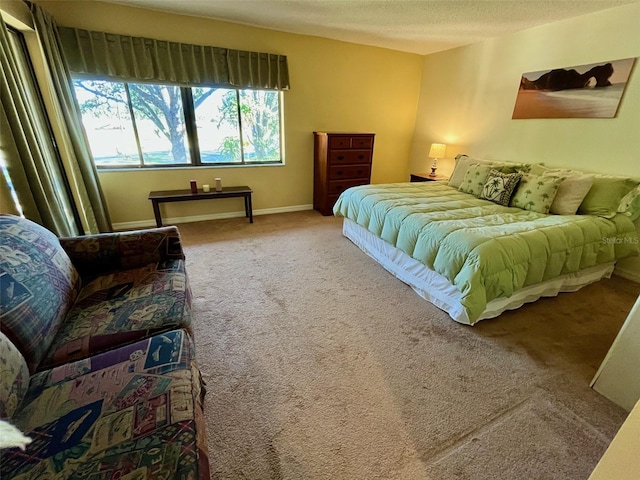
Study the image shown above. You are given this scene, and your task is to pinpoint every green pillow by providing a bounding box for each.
[618,185,640,221]
[459,163,494,197]
[529,164,550,176]
[498,163,531,174]
[449,156,531,188]
[480,170,522,206]
[578,176,640,218]
[511,173,564,214]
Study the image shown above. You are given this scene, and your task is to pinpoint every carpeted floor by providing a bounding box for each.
[177,210,640,480]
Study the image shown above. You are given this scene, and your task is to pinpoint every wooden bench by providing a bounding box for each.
[148,186,253,227]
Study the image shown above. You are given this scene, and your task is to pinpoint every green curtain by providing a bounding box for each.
[31,4,113,233]
[58,26,290,90]
[0,15,79,236]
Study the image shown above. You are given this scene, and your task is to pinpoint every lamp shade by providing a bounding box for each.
[428,143,446,158]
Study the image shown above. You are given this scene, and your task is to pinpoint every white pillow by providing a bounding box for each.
[532,167,595,215]
[448,155,474,188]
[0,419,31,450]
[549,174,595,215]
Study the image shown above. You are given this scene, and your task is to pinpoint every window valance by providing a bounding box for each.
[58,27,290,90]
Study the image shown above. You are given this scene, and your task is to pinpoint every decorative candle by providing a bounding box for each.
[190,180,197,193]
[202,184,210,192]
[215,178,222,191]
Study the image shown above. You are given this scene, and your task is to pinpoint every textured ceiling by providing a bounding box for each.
[104,0,639,55]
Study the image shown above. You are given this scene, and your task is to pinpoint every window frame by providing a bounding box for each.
[73,78,285,170]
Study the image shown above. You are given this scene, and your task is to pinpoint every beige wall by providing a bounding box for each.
[37,1,423,228]
[410,2,640,279]
[410,2,640,175]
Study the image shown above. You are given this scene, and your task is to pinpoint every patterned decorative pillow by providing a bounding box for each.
[511,173,564,214]
[479,170,522,206]
[0,332,30,418]
[459,163,495,197]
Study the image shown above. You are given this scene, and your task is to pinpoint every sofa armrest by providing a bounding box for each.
[59,226,185,278]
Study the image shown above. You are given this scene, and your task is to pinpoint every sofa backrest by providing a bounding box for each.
[0,332,30,418]
[0,215,80,372]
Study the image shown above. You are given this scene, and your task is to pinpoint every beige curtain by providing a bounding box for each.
[1,13,80,236]
[58,26,291,90]
[31,3,113,233]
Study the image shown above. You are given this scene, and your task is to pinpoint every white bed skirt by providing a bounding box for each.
[342,218,615,325]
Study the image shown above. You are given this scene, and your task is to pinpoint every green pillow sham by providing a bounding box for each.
[449,155,531,189]
[450,157,499,189]
[459,163,495,197]
[511,173,564,214]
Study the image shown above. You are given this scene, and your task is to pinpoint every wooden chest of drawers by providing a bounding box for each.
[313,132,375,216]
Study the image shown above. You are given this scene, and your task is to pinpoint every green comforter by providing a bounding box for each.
[333,182,639,323]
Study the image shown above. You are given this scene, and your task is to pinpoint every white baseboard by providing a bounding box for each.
[614,266,640,284]
[113,204,314,231]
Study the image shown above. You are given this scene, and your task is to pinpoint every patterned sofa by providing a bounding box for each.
[0,214,210,479]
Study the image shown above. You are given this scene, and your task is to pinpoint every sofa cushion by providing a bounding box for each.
[0,215,80,373]
[1,329,210,479]
[39,260,192,370]
[0,332,30,419]
[60,226,186,279]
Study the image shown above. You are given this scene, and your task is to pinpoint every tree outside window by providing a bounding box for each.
[73,79,283,168]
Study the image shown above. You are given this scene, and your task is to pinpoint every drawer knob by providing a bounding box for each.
[337,155,345,160]
[336,170,344,176]
[357,169,363,175]
[358,155,364,159]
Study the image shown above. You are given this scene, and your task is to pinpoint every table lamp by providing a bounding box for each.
[428,143,446,177]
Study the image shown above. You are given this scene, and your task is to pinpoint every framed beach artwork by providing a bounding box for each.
[512,57,636,119]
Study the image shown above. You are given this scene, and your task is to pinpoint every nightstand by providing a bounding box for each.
[410,173,449,182]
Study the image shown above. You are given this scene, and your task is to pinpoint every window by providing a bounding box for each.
[73,79,284,168]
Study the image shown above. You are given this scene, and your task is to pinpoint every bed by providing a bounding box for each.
[333,166,640,325]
